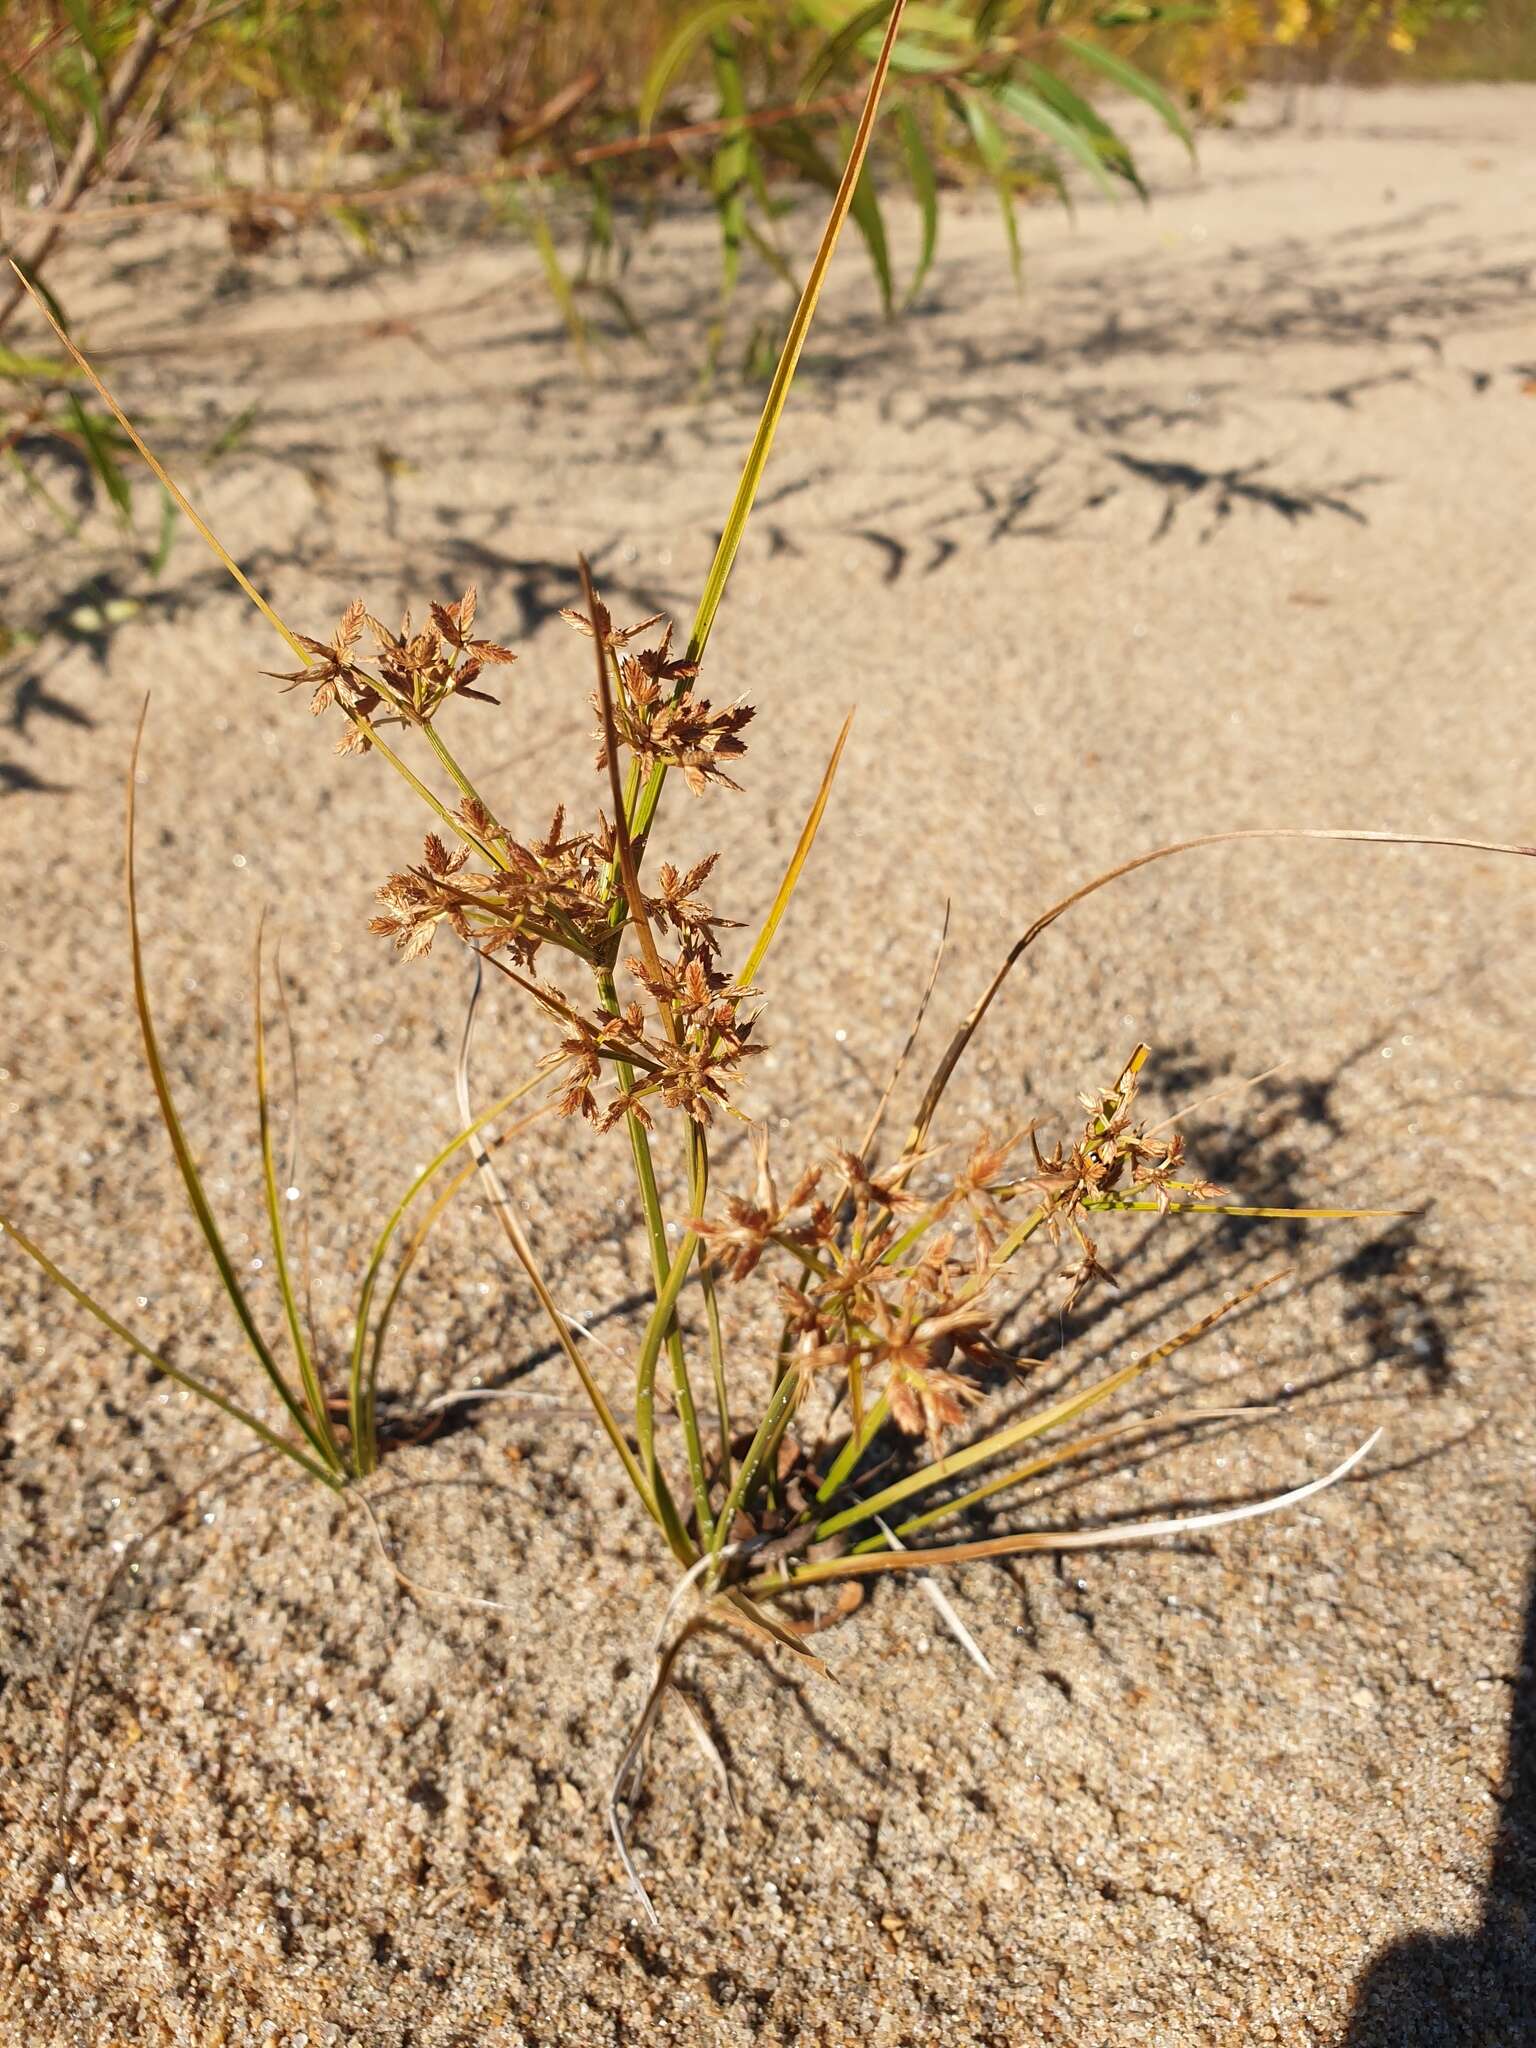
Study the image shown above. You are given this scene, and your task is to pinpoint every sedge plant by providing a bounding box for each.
[5,0,1533,1923]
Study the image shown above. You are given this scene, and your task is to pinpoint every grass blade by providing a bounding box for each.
[870,1405,1272,1544]
[253,918,344,1472]
[800,0,899,99]
[814,1272,1284,1540]
[956,87,1023,280]
[1059,33,1196,159]
[848,145,895,315]
[737,711,853,988]
[710,28,752,302]
[683,0,913,670]
[11,263,310,665]
[346,1067,546,1472]
[996,72,1133,201]
[895,105,939,304]
[0,1215,338,1487]
[63,393,131,520]
[125,702,335,1468]
[451,954,675,1546]
[906,826,1536,1158]
[638,1,772,134]
[524,193,589,364]
[364,1106,549,1408]
[759,1430,1383,1592]
[1096,1199,1414,1222]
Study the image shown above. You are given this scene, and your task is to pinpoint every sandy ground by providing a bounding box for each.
[2,80,1535,2048]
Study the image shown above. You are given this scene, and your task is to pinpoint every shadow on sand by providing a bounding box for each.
[1344,1557,1536,2046]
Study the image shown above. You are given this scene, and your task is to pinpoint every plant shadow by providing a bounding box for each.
[1343,1553,1536,2045]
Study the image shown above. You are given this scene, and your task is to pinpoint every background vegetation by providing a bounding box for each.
[0,0,1523,628]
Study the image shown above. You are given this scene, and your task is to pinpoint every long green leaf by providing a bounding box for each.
[1,59,71,155]
[638,1,772,133]
[873,1406,1268,1545]
[124,703,332,1466]
[758,121,894,307]
[12,267,312,665]
[849,147,895,315]
[1020,59,1140,188]
[756,1430,1381,1593]
[1097,1199,1412,1221]
[0,346,80,381]
[710,28,751,300]
[254,921,344,1473]
[990,78,1123,204]
[955,87,1022,280]
[0,1215,338,1488]
[1060,32,1196,157]
[346,1070,545,1472]
[512,192,589,363]
[813,1273,1283,1540]
[800,0,896,99]
[679,0,912,675]
[65,395,131,521]
[737,713,852,988]
[895,105,939,303]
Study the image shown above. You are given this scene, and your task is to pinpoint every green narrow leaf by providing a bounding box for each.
[763,1431,1381,1592]
[507,191,589,362]
[677,0,913,673]
[848,143,895,315]
[814,1274,1283,1541]
[800,0,975,50]
[12,269,312,665]
[710,28,751,300]
[73,62,108,166]
[124,704,333,1467]
[585,162,614,258]
[800,0,896,99]
[1019,59,1143,193]
[990,77,1124,204]
[3,446,82,538]
[206,401,259,461]
[1021,59,1128,146]
[148,486,178,578]
[254,922,345,1473]
[955,86,1023,280]
[738,712,853,986]
[0,1215,339,1488]
[347,1071,545,1473]
[65,395,131,522]
[638,0,772,133]
[1060,32,1197,157]
[61,0,107,78]
[1,59,71,156]
[0,346,80,381]
[1097,1199,1413,1221]
[895,105,938,303]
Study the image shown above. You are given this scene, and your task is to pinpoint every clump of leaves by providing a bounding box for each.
[3,1,1199,358]
[4,0,1532,1928]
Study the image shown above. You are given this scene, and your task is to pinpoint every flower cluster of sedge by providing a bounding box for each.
[282,586,1221,1467]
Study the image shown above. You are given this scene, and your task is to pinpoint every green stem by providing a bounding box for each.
[816,1390,891,1504]
[591,956,713,1535]
[347,1074,543,1474]
[632,1228,706,1553]
[710,1367,802,1564]
[254,940,346,1475]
